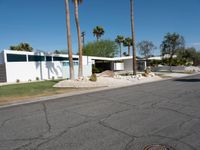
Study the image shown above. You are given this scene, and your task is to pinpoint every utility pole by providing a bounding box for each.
[130,0,137,75]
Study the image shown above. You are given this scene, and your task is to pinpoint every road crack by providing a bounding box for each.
[42,103,51,133]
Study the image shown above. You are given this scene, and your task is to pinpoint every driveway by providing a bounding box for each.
[0,74,200,150]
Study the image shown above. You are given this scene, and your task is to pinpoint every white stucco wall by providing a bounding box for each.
[124,59,133,71]
[62,56,92,79]
[5,61,63,82]
[114,62,124,70]
[3,50,92,83]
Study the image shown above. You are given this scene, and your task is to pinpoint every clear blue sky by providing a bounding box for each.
[0,0,200,55]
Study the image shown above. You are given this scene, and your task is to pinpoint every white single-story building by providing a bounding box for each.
[0,50,93,83]
[0,50,144,83]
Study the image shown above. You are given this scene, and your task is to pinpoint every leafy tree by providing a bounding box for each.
[123,37,132,56]
[115,35,124,57]
[177,47,200,66]
[130,0,137,75]
[54,50,68,54]
[137,40,156,59]
[65,0,74,80]
[83,40,118,58]
[72,0,83,78]
[123,52,129,56]
[194,52,200,66]
[10,43,33,52]
[93,26,105,41]
[160,32,185,71]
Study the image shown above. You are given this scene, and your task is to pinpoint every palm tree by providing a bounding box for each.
[123,37,132,56]
[65,0,74,80]
[72,0,83,78]
[93,26,105,41]
[81,31,85,47]
[130,0,137,75]
[115,35,124,57]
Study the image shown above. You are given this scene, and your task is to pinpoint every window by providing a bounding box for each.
[46,56,52,61]
[28,55,45,61]
[53,57,68,61]
[73,61,79,65]
[73,58,79,61]
[62,61,79,66]
[7,54,27,62]
[62,62,69,66]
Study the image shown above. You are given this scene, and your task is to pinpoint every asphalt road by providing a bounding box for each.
[0,74,200,150]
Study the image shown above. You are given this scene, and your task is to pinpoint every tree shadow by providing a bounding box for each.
[174,78,200,82]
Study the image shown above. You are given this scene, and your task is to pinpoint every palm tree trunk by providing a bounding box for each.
[120,44,122,57]
[130,0,137,75]
[169,56,173,72]
[65,0,74,80]
[74,0,83,78]
[128,46,130,56]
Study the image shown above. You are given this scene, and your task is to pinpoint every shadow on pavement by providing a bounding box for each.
[174,78,200,82]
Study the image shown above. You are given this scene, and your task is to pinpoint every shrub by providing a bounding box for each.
[89,73,97,82]
[92,66,100,73]
[36,77,39,81]
[16,79,20,83]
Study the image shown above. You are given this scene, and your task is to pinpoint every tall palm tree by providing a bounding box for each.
[130,0,137,75]
[93,26,105,41]
[81,31,85,47]
[123,37,132,56]
[72,0,83,78]
[115,35,124,57]
[65,0,74,80]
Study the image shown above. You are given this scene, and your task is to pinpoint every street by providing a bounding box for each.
[0,74,200,150]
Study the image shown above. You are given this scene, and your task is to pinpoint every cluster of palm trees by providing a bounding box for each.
[115,36,133,57]
[65,0,137,80]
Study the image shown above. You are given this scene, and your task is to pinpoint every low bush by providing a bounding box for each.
[89,73,97,82]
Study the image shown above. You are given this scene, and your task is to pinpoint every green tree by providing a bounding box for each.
[115,35,124,57]
[54,49,68,54]
[93,26,105,42]
[123,37,132,56]
[160,32,185,71]
[10,43,33,52]
[65,0,74,80]
[137,40,156,59]
[72,0,83,78]
[83,40,118,58]
[130,0,137,75]
[177,47,200,65]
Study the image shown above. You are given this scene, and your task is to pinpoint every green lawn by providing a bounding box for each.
[0,80,78,105]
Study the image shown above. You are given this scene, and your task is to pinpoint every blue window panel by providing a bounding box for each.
[7,54,27,62]
[46,56,52,61]
[28,55,45,61]
[63,62,69,66]
[53,57,68,61]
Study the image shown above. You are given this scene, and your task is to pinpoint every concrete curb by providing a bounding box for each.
[0,73,199,109]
